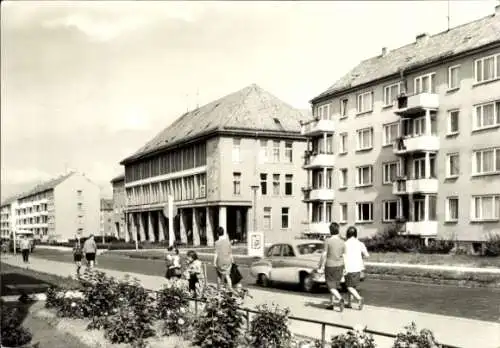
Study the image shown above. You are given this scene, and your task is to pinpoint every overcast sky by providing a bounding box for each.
[1,0,498,200]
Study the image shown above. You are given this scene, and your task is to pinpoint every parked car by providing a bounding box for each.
[250,239,335,293]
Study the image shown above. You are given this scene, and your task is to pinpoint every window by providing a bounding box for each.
[233,172,241,195]
[474,54,500,83]
[281,207,289,228]
[383,122,399,146]
[340,99,348,118]
[382,162,399,184]
[259,140,268,163]
[284,142,293,163]
[232,138,241,162]
[471,195,500,221]
[414,73,436,94]
[356,202,373,222]
[260,174,268,195]
[448,65,461,90]
[339,203,348,223]
[339,168,348,188]
[403,116,427,137]
[383,201,399,222]
[267,244,281,257]
[339,133,348,154]
[273,174,280,195]
[285,174,293,195]
[356,127,373,150]
[472,148,500,175]
[445,197,459,222]
[356,165,373,186]
[447,110,459,134]
[263,207,272,229]
[383,83,401,106]
[446,153,460,178]
[282,244,294,257]
[77,202,83,210]
[473,101,500,130]
[76,190,82,197]
[316,104,331,120]
[357,91,373,114]
[272,140,280,162]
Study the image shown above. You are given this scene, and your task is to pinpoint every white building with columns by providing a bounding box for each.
[120,84,310,246]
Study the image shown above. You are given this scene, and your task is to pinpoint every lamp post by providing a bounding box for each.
[250,185,259,232]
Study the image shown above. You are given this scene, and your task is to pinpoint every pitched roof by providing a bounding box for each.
[16,172,75,200]
[1,194,20,207]
[311,12,500,102]
[100,198,113,211]
[110,174,125,183]
[122,84,309,163]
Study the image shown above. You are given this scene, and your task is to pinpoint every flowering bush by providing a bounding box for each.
[393,322,441,348]
[102,304,155,346]
[194,288,246,348]
[330,326,376,348]
[157,279,192,336]
[79,269,120,318]
[1,306,33,347]
[248,304,292,348]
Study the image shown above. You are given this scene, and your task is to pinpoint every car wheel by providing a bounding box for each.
[301,273,316,293]
[258,274,270,287]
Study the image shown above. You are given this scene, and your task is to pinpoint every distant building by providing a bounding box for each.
[0,196,18,239]
[1,172,101,242]
[120,84,310,246]
[100,198,114,240]
[308,6,500,243]
[110,174,126,239]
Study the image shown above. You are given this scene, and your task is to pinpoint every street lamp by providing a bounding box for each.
[250,185,259,232]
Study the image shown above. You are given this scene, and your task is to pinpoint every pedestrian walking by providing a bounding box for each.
[82,235,97,269]
[73,238,83,276]
[19,237,31,264]
[343,226,369,310]
[185,250,206,297]
[165,246,182,279]
[214,226,233,291]
[318,222,346,311]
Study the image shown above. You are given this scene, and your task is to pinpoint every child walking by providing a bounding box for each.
[73,239,83,277]
[185,250,206,297]
[165,246,181,280]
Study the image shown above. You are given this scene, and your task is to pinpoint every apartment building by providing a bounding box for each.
[0,196,18,239]
[120,84,309,246]
[110,174,126,239]
[100,198,114,239]
[308,7,500,243]
[4,172,101,242]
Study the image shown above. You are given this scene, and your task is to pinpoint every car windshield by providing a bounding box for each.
[297,243,324,255]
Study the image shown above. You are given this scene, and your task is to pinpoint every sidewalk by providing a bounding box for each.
[2,255,499,348]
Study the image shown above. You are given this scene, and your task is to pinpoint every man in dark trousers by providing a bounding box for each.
[19,237,31,264]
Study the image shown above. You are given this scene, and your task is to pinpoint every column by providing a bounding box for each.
[219,206,227,234]
[322,201,327,223]
[323,167,327,189]
[157,211,165,242]
[206,207,214,246]
[323,133,327,153]
[425,109,431,136]
[308,203,313,223]
[148,211,155,242]
[168,195,175,246]
[409,195,414,222]
[236,209,242,240]
[192,208,200,246]
[424,195,430,221]
[124,213,130,242]
[179,209,188,244]
[131,214,138,242]
[425,152,431,179]
[138,213,146,241]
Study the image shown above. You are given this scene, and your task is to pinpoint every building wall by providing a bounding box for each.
[54,173,101,242]
[100,208,114,239]
[112,179,126,239]
[313,46,500,241]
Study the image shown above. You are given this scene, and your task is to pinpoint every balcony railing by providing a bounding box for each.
[400,221,438,237]
[395,93,439,116]
[392,176,438,195]
[393,135,440,155]
[300,119,335,136]
[302,187,335,201]
[303,151,335,168]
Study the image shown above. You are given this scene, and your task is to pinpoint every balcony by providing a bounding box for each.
[393,177,438,195]
[301,119,335,136]
[303,152,335,168]
[393,135,439,155]
[401,221,438,237]
[302,187,335,201]
[307,222,330,235]
[395,93,439,116]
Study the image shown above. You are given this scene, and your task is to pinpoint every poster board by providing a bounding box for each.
[247,231,264,258]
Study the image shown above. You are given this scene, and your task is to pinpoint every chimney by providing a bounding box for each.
[415,33,429,43]
[495,4,500,15]
[381,47,388,57]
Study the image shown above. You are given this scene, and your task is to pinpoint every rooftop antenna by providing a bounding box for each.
[447,0,450,31]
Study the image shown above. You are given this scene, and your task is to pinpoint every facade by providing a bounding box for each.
[120,84,309,246]
[0,196,18,239]
[2,172,101,242]
[110,174,126,239]
[308,7,500,242]
[100,198,114,239]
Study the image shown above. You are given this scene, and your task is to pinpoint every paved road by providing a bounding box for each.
[29,248,500,322]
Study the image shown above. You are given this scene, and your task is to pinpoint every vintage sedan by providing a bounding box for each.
[250,239,335,293]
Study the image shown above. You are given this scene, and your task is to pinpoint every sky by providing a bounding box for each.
[1,0,498,200]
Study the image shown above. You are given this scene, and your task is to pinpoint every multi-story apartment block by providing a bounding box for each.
[3,172,101,242]
[100,198,114,239]
[308,7,500,243]
[110,174,126,239]
[120,84,309,246]
[1,196,18,239]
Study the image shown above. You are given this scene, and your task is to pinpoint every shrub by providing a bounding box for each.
[393,322,441,348]
[45,286,62,309]
[194,288,246,348]
[249,304,292,348]
[484,233,500,257]
[157,279,192,336]
[102,303,155,346]
[79,270,120,318]
[420,239,454,254]
[1,307,33,347]
[330,327,376,348]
